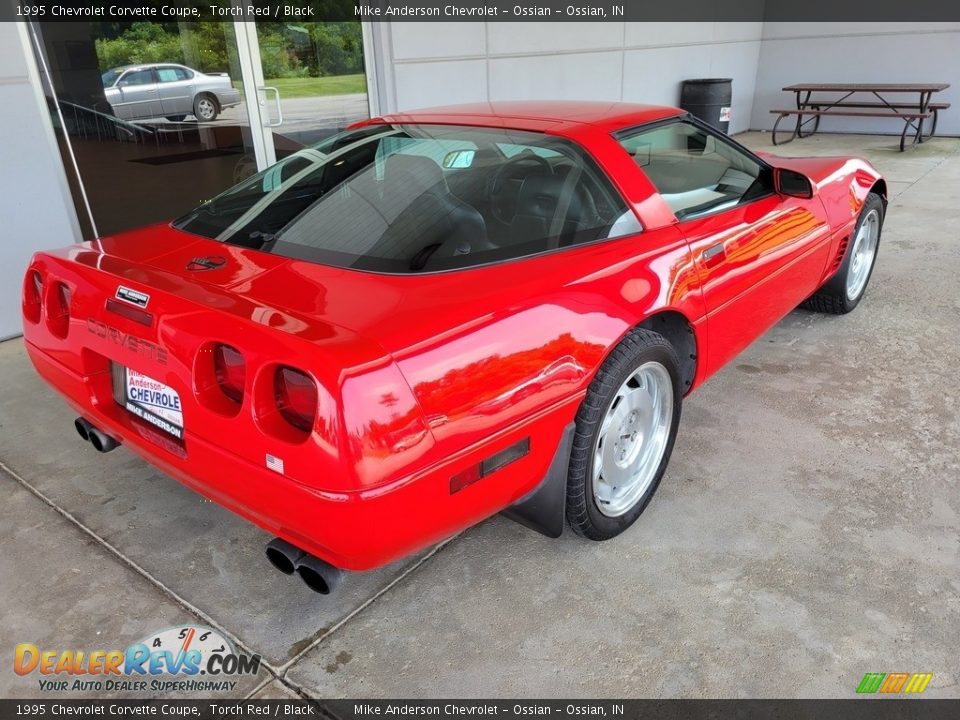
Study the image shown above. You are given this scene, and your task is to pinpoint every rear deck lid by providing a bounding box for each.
[93,222,292,290]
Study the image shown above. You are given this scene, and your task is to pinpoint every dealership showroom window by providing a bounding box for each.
[0,1,958,716]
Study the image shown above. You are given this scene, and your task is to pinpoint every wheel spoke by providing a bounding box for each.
[846,209,879,302]
[591,361,674,518]
[598,410,615,439]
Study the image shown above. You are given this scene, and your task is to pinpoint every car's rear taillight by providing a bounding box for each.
[23,269,42,324]
[48,282,71,338]
[213,344,245,404]
[274,366,317,433]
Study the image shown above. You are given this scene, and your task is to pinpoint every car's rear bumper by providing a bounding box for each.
[26,340,578,571]
[212,88,241,110]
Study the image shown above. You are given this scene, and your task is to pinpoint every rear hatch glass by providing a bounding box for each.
[173,123,640,274]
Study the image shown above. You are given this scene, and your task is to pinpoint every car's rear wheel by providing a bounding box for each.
[193,95,219,122]
[566,329,683,540]
[801,192,884,314]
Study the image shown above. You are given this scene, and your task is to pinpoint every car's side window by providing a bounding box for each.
[617,121,771,220]
[119,69,156,87]
[156,67,185,83]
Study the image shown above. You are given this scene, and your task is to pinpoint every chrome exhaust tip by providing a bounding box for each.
[74,417,92,442]
[265,537,345,595]
[265,537,304,575]
[88,425,119,453]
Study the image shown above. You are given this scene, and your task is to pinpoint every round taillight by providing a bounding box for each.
[23,269,43,324]
[213,344,245,405]
[274,366,317,433]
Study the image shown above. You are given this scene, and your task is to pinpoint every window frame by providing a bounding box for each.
[117,68,158,87]
[101,69,123,88]
[613,114,776,223]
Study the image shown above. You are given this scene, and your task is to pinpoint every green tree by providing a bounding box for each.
[94,21,361,80]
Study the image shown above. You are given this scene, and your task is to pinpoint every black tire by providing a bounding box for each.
[801,192,884,315]
[566,329,683,540]
[165,115,186,122]
[193,94,219,122]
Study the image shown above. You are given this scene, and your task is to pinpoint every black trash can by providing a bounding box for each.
[680,78,732,133]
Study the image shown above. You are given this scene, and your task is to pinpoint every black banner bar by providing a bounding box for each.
[4,0,960,22]
[2,700,960,720]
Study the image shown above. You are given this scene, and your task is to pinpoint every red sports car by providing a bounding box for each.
[22,102,885,594]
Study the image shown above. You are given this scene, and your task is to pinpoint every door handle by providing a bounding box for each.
[259,86,283,128]
[703,243,726,266]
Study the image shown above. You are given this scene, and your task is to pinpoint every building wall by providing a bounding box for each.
[371,22,764,134]
[752,23,960,136]
[0,23,82,339]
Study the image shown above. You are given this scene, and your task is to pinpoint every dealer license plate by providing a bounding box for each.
[123,368,184,440]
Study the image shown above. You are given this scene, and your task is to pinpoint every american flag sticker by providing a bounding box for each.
[266,454,285,474]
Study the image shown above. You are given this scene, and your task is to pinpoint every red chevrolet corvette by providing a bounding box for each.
[22,102,885,594]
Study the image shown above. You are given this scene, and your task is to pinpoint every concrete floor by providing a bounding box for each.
[1,132,958,700]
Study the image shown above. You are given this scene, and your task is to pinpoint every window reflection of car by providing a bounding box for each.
[100,64,241,122]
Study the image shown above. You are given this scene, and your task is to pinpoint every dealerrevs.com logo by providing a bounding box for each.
[14,625,261,693]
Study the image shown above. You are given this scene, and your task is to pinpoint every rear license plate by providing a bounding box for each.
[122,368,184,440]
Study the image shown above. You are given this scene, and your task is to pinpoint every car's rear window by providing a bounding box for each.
[173,124,640,273]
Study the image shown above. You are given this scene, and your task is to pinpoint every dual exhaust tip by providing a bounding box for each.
[75,417,118,453]
[74,418,341,595]
[266,538,345,595]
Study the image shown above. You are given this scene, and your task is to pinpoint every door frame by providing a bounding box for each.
[233,20,277,170]
[232,19,376,174]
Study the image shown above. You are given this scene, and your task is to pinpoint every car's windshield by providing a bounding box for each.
[173,124,640,273]
[101,69,123,87]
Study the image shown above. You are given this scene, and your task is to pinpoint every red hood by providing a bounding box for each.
[756,152,877,187]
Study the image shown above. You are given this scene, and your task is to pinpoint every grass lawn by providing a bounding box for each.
[263,74,367,98]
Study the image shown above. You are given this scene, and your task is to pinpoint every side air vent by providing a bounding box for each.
[832,235,850,272]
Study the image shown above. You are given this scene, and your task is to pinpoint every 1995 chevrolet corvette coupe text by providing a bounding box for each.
[23,102,885,594]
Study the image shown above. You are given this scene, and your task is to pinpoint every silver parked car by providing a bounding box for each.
[100,64,241,122]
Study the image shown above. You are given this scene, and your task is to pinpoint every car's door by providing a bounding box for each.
[618,119,832,376]
[113,69,162,120]
[156,66,194,116]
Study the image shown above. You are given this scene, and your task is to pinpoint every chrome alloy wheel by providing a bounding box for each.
[196,97,216,120]
[592,361,674,518]
[846,208,880,301]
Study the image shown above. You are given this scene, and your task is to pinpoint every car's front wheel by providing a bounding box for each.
[802,192,884,314]
[566,329,683,540]
[193,95,219,122]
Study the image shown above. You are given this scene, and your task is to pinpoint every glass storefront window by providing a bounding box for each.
[28,20,370,241]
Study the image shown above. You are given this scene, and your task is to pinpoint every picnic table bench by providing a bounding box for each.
[770,83,951,151]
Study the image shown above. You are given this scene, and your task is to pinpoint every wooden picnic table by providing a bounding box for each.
[771,82,951,151]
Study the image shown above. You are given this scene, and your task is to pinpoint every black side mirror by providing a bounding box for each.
[774,168,814,199]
